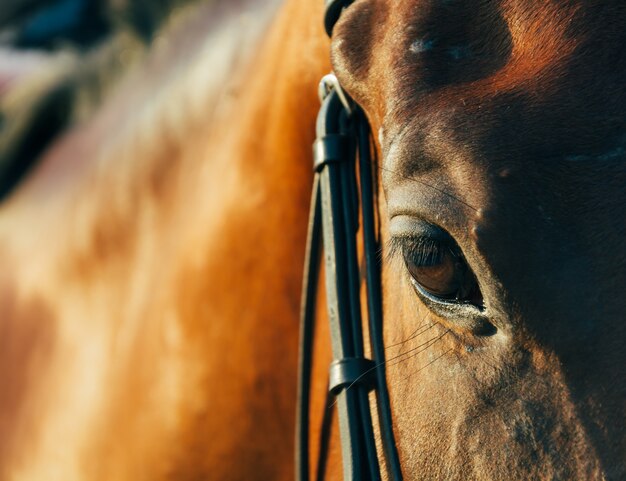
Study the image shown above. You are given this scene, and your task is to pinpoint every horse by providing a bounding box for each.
[0,0,624,480]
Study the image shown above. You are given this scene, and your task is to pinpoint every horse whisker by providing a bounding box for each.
[385,318,434,350]
[328,329,451,409]
[385,329,451,370]
[385,328,449,365]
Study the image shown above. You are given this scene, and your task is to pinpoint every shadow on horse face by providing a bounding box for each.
[332,0,626,479]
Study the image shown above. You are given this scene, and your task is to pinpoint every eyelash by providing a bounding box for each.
[386,236,456,267]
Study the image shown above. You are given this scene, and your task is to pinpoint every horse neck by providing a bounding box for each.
[0,1,331,479]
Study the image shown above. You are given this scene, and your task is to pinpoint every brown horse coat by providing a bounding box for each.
[0,0,327,479]
[1,0,625,480]
[333,0,626,479]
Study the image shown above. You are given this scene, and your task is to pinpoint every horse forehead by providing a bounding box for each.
[332,0,576,95]
[330,0,626,125]
[334,1,626,179]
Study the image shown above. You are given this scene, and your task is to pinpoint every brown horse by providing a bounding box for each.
[0,0,625,480]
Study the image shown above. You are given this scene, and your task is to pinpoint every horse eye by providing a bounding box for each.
[402,242,483,306]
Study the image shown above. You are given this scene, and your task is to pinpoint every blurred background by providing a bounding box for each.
[0,0,200,199]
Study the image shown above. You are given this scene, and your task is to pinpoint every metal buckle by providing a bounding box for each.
[318,73,353,116]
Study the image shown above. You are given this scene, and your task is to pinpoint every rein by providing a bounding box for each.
[295,1,403,480]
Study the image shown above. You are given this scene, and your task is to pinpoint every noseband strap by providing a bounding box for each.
[295,3,403,480]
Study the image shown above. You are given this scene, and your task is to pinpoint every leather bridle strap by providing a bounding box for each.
[295,1,403,480]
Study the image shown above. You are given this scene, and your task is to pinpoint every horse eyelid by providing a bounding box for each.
[386,235,453,267]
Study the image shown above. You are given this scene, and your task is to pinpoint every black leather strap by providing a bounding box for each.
[297,94,404,481]
[295,175,322,481]
[296,2,404,481]
[317,90,381,481]
[324,0,353,36]
[356,111,404,481]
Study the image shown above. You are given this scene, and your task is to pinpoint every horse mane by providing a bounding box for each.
[0,0,285,299]
[0,0,279,200]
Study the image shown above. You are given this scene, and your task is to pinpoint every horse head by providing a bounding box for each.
[329,1,626,478]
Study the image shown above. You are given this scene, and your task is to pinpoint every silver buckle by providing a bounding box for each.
[318,73,353,116]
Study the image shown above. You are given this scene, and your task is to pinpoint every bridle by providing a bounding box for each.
[295,1,403,480]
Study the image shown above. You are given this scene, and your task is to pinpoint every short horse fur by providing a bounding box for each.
[0,0,624,480]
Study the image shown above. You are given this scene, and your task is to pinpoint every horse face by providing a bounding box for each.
[332,0,626,478]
